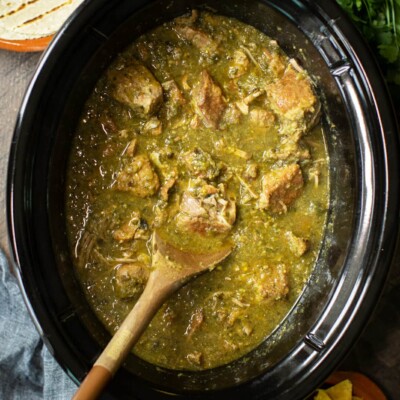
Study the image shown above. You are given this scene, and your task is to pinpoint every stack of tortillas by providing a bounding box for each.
[0,0,84,45]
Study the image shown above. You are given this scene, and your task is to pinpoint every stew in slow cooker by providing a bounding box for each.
[65,11,329,370]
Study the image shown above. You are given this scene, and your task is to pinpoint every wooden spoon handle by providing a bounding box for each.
[72,366,112,400]
[72,271,172,400]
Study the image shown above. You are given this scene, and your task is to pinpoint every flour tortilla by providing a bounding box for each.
[0,0,84,40]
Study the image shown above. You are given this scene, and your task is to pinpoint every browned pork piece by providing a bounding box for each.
[192,70,226,129]
[115,155,160,197]
[109,61,163,115]
[174,25,218,55]
[258,163,303,213]
[176,183,236,234]
[181,148,220,180]
[114,263,149,299]
[252,264,289,301]
[266,65,318,130]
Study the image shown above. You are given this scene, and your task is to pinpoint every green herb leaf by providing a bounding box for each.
[336,0,400,85]
[379,43,399,62]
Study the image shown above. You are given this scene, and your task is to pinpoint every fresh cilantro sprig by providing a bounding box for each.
[337,0,400,85]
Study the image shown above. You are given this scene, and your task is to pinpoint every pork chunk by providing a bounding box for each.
[112,211,149,242]
[109,62,163,115]
[267,66,317,123]
[263,141,310,162]
[114,263,149,299]
[228,49,249,78]
[258,164,303,213]
[113,211,141,241]
[162,80,185,103]
[286,231,309,257]
[253,264,289,301]
[160,176,177,202]
[174,25,218,55]
[249,107,275,128]
[181,148,220,180]
[176,183,236,234]
[142,116,162,136]
[162,79,185,120]
[115,155,160,198]
[262,47,286,78]
[220,104,242,127]
[192,70,226,129]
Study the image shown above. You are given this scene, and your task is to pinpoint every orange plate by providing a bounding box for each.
[326,371,387,400]
[0,36,52,52]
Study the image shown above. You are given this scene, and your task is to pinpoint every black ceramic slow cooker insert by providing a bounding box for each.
[7,0,399,399]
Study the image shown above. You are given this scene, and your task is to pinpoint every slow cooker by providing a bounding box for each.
[7,0,400,399]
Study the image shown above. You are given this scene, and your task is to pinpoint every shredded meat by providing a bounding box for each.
[174,9,199,25]
[99,113,117,135]
[258,164,303,213]
[181,148,220,180]
[185,308,204,337]
[176,183,236,234]
[124,139,137,157]
[186,351,203,366]
[264,141,310,162]
[192,70,226,129]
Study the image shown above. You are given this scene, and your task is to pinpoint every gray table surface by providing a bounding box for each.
[1,49,399,399]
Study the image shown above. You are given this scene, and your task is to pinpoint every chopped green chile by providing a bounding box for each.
[65,11,329,370]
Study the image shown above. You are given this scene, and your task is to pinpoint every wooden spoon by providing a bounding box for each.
[72,231,232,400]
